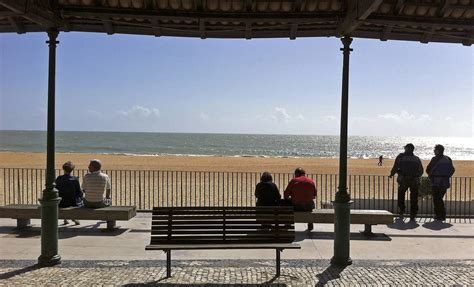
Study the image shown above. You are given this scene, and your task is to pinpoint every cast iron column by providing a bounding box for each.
[38,30,61,267]
[331,36,353,266]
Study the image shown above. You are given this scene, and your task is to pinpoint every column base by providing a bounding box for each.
[38,254,61,267]
[330,256,352,267]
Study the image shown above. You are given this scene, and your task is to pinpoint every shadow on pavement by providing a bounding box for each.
[0,223,128,239]
[422,221,453,231]
[123,283,287,286]
[315,264,347,286]
[294,231,391,242]
[0,264,40,280]
[386,218,419,231]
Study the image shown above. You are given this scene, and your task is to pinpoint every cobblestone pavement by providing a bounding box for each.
[0,259,472,286]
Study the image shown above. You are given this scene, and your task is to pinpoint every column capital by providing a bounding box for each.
[340,36,353,53]
[46,30,59,46]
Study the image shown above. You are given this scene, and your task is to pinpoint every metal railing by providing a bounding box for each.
[1,168,472,219]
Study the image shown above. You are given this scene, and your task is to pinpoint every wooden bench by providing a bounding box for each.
[0,204,137,231]
[146,206,301,278]
[294,209,394,236]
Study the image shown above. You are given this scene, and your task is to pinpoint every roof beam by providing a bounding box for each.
[462,30,474,46]
[289,23,298,40]
[337,0,383,36]
[245,21,252,39]
[150,19,161,37]
[8,16,25,34]
[438,0,450,17]
[294,0,302,12]
[0,0,62,28]
[103,19,114,35]
[395,0,405,15]
[199,19,206,39]
[420,27,435,43]
[368,16,474,30]
[380,25,392,41]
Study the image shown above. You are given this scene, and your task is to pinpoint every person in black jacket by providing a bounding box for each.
[426,144,455,221]
[255,172,281,206]
[389,143,424,221]
[55,161,83,225]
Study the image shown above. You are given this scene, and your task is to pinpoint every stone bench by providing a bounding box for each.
[294,209,394,236]
[0,204,137,231]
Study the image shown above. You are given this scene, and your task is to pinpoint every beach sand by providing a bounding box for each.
[0,152,472,176]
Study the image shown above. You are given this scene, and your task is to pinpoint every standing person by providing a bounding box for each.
[284,167,317,231]
[426,144,455,221]
[255,172,281,206]
[82,159,111,208]
[378,155,383,166]
[55,161,83,225]
[389,143,424,221]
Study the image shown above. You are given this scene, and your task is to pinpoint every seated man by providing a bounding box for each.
[284,167,317,231]
[82,159,111,208]
[55,161,83,225]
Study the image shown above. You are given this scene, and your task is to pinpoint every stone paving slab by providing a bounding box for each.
[0,259,473,286]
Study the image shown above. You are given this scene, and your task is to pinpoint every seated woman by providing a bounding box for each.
[255,172,281,206]
[55,161,84,225]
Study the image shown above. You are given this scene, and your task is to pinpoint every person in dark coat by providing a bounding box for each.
[389,143,424,221]
[55,161,83,225]
[255,172,281,206]
[426,144,455,221]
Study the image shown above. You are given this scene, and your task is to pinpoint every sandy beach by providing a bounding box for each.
[0,152,472,176]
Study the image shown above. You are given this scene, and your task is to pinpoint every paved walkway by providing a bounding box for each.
[0,215,473,285]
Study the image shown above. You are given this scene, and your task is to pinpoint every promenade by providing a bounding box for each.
[1,214,472,286]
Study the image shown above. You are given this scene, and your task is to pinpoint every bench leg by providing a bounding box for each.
[17,219,31,230]
[166,250,171,278]
[276,249,281,277]
[360,224,376,237]
[106,220,116,231]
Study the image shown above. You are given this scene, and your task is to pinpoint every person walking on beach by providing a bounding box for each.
[284,167,317,231]
[55,161,83,225]
[82,159,112,208]
[255,172,281,206]
[426,144,455,221]
[378,155,383,166]
[389,143,424,221]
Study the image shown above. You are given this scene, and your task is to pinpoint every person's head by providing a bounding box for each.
[260,172,273,183]
[88,159,102,172]
[434,144,445,156]
[62,161,75,174]
[294,167,305,177]
[404,143,415,153]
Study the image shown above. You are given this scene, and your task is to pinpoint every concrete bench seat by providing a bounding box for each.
[294,209,394,236]
[0,204,137,230]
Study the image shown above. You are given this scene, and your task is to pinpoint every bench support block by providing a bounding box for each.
[166,250,171,278]
[360,224,376,237]
[17,218,31,229]
[106,220,116,231]
[276,249,281,277]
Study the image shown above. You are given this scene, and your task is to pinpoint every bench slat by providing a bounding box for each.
[151,225,294,231]
[146,243,301,250]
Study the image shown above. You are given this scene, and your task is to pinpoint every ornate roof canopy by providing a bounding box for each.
[0,0,473,45]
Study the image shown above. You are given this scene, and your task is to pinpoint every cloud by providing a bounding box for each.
[378,110,431,122]
[320,115,337,122]
[199,112,210,120]
[274,107,291,123]
[117,105,160,118]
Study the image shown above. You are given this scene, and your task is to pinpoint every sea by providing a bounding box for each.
[0,130,473,160]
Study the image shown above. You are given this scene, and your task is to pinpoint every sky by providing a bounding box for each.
[0,32,473,137]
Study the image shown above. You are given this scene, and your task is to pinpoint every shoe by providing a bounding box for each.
[398,210,404,218]
[72,220,80,225]
[307,223,314,231]
[409,216,416,222]
[63,220,69,225]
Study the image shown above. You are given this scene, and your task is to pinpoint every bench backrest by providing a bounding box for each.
[150,206,295,245]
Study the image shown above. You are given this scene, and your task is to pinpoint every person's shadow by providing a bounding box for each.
[422,220,453,231]
[386,217,419,230]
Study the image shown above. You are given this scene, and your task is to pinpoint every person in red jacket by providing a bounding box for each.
[284,167,317,231]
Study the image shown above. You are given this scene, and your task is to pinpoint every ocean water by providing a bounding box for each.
[0,130,472,160]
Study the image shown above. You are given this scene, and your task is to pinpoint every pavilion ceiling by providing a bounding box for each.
[0,0,472,45]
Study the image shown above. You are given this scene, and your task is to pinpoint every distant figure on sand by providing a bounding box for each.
[82,159,111,208]
[255,172,281,206]
[55,161,83,225]
[284,167,317,231]
[389,143,423,221]
[426,144,455,221]
[378,155,383,166]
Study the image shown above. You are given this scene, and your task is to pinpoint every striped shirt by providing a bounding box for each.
[82,171,111,202]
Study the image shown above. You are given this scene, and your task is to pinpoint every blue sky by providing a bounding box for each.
[0,32,472,137]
